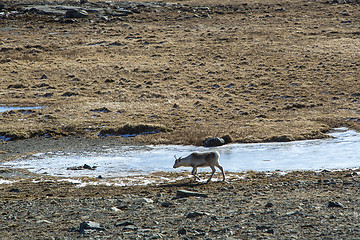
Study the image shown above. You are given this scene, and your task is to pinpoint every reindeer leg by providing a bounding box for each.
[217,165,226,181]
[206,166,216,183]
[191,167,201,181]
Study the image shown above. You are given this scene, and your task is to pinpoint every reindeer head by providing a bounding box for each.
[173,155,183,168]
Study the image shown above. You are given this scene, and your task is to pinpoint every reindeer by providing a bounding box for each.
[173,151,225,183]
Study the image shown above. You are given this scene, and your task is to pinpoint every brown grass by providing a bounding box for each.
[0,0,360,145]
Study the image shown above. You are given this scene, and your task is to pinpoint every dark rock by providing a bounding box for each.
[204,137,225,147]
[301,224,314,228]
[186,211,208,218]
[161,201,174,207]
[265,202,274,208]
[65,9,88,18]
[115,221,136,227]
[178,228,187,235]
[79,221,105,234]
[256,225,274,234]
[123,225,138,231]
[344,172,357,177]
[9,188,21,193]
[83,164,93,170]
[41,93,54,98]
[176,190,208,198]
[221,134,232,144]
[8,83,27,89]
[328,201,344,208]
[62,91,78,97]
[67,164,97,171]
[64,19,76,24]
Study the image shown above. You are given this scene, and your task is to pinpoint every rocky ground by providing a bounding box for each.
[1,168,360,239]
[1,0,360,239]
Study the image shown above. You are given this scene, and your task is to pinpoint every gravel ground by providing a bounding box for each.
[1,169,360,239]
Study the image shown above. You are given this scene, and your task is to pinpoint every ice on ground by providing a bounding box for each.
[1,128,360,178]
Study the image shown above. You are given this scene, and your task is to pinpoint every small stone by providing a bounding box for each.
[123,225,138,231]
[62,91,78,97]
[115,221,136,227]
[83,164,92,170]
[9,188,21,193]
[186,211,208,218]
[176,190,208,198]
[265,202,274,208]
[79,221,105,234]
[256,225,274,234]
[65,9,89,18]
[134,198,154,204]
[328,201,344,208]
[110,207,122,212]
[178,228,187,235]
[8,83,27,89]
[161,202,174,207]
[344,172,357,177]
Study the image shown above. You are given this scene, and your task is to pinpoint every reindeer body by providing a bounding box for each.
[173,151,225,183]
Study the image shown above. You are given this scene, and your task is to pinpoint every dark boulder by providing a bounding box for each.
[204,137,225,147]
[65,9,88,18]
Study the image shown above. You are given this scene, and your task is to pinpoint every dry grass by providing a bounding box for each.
[1,0,360,145]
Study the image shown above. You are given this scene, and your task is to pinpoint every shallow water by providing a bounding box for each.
[0,106,43,112]
[1,128,360,178]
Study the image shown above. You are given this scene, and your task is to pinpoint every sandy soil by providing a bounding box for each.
[1,0,360,238]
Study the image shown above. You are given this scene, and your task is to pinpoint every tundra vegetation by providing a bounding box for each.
[0,0,360,145]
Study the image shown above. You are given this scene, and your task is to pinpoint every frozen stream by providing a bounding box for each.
[1,128,360,178]
[0,106,43,112]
